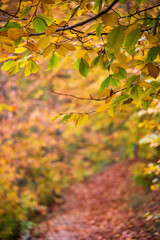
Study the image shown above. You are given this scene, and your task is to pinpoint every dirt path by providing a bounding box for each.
[31,161,160,240]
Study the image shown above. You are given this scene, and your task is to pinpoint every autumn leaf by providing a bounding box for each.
[101,12,119,26]
[7,28,28,41]
[107,27,124,53]
[147,63,159,79]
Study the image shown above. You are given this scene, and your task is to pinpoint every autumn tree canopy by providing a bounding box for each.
[0,0,160,124]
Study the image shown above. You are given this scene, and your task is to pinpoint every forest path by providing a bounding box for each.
[31,161,160,240]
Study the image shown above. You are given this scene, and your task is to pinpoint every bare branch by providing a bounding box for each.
[51,90,92,100]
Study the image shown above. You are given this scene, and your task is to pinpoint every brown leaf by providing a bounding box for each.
[147,63,159,79]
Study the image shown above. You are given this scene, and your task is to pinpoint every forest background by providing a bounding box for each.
[0,0,160,239]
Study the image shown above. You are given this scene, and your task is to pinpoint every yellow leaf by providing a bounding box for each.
[138,80,152,88]
[96,102,110,112]
[45,24,56,36]
[58,21,67,27]
[105,96,112,104]
[51,114,60,123]
[15,47,28,53]
[41,3,53,16]
[62,43,76,51]
[76,49,86,58]
[0,35,14,45]
[74,114,88,126]
[1,43,15,53]
[107,105,115,117]
[101,12,119,26]
[65,114,77,123]
[80,0,88,9]
[42,43,54,57]
[82,53,90,65]
[115,52,127,65]
[56,45,68,56]
[98,88,110,99]
[111,64,119,73]
[77,114,88,126]
[74,114,81,125]
[8,28,28,41]
[36,36,51,50]
[9,61,19,74]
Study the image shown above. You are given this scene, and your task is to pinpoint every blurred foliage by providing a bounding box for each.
[0,0,160,238]
[0,61,160,239]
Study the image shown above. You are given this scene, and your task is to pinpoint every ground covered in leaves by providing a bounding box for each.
[31,161,160,240]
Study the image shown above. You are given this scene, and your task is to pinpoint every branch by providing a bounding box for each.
[121,3,160,19]
[28,0,119,36]
[51,83,136,102]
[15,0,23,17]
[51,90,92,100]
[0,9,17,18]
[59,110,96,115]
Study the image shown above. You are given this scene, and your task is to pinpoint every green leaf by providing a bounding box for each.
[38,14,54,26]
[92,54,102,67]
[20,6,31,19]
[100,56,114,70]
[33,17,47,33]
[73,58,81,70]
[14,37,22,47]
[144,81,160,96]
[125,28,141,55]
[62,114,72,123]
[113,94,130,105]
[143,13,153,26]
[119,0,127,3]
[112,67,127,79]
[100,76,110,91]
[31,60,39,73]
[135,0,143,5]
[125,75,139,87]
[109,76,119,87]
[94,0,102,13]
[141,99,152,110]
[79,58,89,77]
[47,53,59,71]
[96,23,103,37]
[107,27,124,53]
[147,46,160,62]
[0,22,21,32]
[94,0,101,9]
[131,85,143,102]
[5,22,21,28]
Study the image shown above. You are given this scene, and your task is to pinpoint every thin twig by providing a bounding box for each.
[51,83,136,102]
[120,3,160,19]
[59,110,96,115]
